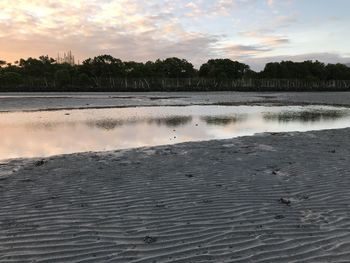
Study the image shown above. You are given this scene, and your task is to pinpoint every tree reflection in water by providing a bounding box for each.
[201,115,247,126]
[264,109,347,123]
[86,116,193,130]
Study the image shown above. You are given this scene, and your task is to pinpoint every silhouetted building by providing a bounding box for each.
[56,51,75,65]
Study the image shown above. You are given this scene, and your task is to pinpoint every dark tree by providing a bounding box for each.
[82,55,124,78]
[157,57,196,78]
[261,60,330,80]
[76,73,92,86]
[199,59,250,79]
[1,54,350,91]
[55,69,71,88]
[124,61,146,77]
[325,63,350,80]
[19,56,55,77]
[0,72,23,85]
[0,60,7,67]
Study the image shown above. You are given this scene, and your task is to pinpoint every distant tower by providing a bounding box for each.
[56,50,75,65]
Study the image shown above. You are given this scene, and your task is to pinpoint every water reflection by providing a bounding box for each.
[87,119,126,130]
[201,115,246,126]
[26,122,61,130]
[148,116,193,127]
[264,109,347,123]
[86,116,193,130]
[0,105,350,160]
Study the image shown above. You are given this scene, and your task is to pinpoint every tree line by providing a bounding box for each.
[0,55,350,91]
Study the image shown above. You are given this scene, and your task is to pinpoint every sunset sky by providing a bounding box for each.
[1,0,349,70]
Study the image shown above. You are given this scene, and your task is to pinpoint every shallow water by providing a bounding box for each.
[1,105,350,160]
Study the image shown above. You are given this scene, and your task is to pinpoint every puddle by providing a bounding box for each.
[0,105,349,160]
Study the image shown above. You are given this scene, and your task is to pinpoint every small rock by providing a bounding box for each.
[272,169,280,175]
[279,198,291,206]
[143,236,157,244]
[35,160,45,167]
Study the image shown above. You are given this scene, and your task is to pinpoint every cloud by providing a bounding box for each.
[185,1,205,17]
[215,43,272,59]
[208,0,282,15]
[0,0,347,71]
[268,0,294,7]
[0,0,246,65]
[1,0,217,63]
[273,14,298,28]
[239,30,290,48]
[267,0,274,6]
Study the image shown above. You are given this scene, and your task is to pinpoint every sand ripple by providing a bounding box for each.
[1,129,350,262]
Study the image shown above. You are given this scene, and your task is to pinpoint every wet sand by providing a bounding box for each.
[1,128,350,262]
[3,91,350,112]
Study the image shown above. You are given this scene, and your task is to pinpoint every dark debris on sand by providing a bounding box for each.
[143,236,157,244]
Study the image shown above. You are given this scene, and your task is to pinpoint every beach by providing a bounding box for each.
[2,0,350,261]
[2,91,350,112]
[1,126,350,262]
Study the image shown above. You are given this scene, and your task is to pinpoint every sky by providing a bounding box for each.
[0,0,349,70]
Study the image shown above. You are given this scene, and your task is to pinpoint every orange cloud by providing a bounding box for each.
[0,0,212,63]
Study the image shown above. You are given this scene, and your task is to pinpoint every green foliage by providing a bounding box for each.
[1,54,350,91]
[259,60,350,80]
[156,57,196,78]
[325,63,350,80]
[0,72,23,85]
[124,61,146,77]
[0,60,6,67]
[55,69,71,88]
[82,55,124,77]
[77,73,91,86]
[19,56,55,77]
[199,59,250,79]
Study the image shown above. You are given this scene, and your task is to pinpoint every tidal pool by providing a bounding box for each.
[1,105,350,160]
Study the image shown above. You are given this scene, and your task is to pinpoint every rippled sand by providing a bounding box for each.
[1,128,350,262]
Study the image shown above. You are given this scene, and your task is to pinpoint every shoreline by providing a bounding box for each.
[2,101,350,114]
[1,128,350,262]
[2,91,350,112]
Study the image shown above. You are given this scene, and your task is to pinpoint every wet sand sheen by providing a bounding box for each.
[1,128,350,262]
